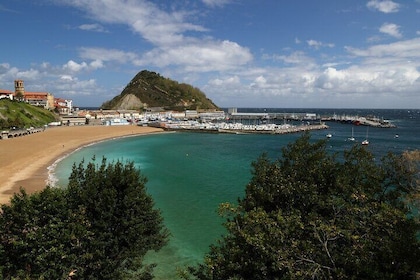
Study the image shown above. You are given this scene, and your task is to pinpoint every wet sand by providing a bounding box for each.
[0,125,163,205]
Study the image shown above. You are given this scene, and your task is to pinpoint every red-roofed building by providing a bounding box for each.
[14,80,54,109]
[54,97,73,115]
[0,89,14,100]
[3,80,73,113]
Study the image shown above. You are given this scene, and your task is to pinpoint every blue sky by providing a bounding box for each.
[0,0,419,108]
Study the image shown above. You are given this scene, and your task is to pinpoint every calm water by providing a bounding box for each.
[53,109,420,279]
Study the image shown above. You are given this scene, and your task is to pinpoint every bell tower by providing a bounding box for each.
[14,79,25,97]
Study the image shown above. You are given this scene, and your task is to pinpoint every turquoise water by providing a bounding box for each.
[53,109,420,279]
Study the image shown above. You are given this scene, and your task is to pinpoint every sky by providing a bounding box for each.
[0,0,419,109]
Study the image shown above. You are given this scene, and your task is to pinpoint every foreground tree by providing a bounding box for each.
[0,158,168,280]
[0,187,89,279]
[66,158,169,279]
[183,133,420,280]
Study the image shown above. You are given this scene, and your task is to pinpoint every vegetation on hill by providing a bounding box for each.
[101,70,219,111]
[0,158,169,279]
[182,133,420,280]
[0,99,58,130]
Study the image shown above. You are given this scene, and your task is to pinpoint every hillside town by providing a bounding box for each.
[0,80,73,115]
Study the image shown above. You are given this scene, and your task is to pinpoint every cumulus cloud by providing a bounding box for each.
[204,36,420,107]
[367,0,400,13]
[379,23,402,38]
[56,0,251,73]
[62,59,104,74]
[63,60,88,72]
[137,40,253,72]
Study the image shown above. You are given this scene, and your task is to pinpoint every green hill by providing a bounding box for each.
[100,70,219,111]
[0,99,58,130]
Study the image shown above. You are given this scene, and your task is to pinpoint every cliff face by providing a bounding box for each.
[101,70,219,111]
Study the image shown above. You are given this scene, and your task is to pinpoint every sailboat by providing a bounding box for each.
[361,127,369,145]
[348,127,355,142]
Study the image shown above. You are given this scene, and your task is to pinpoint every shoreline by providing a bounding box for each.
[45,130,171,188]
[0,125,163,205]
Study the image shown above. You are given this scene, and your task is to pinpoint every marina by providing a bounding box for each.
[143,108,396,134]
[155,120,328,134]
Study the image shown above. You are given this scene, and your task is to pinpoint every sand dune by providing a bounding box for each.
[0,125,163,205]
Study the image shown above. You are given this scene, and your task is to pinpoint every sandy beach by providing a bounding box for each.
[0,125,163,205]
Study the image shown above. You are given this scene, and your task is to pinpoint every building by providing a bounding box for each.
[54,97,73,115]
[14,80,55,109]
[0,89,14,100]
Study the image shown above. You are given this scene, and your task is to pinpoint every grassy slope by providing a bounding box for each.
[0,99,58,130]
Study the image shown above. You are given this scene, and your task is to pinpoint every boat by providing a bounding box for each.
[348,127,355,142]
[326,133,332,138]
[361,127,369,145]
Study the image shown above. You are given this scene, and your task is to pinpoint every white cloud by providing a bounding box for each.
[267,51,317,68]
[345,38,420,58]
[201,0,231,7]
[58,0,207,46]
[89,59,104,69]
[63,60,88,72]
[62,59,104,74]
[203,36,420,108]
[208,76,240,87]
[56,0,251,73]
[367,0,400,13]
[60,75,74,81]
[79,47,138,64]
[251,75,267,88]
[78,23,108,33]
[307,40,335,49]
[379,23,402,38]
[137,40,253,72]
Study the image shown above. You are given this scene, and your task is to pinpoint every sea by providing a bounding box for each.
[52,108,420,279]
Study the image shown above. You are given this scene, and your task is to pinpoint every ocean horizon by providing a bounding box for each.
[52,108,420,279]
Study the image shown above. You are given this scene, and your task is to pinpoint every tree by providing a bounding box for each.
[0,158,169,280]
[0,187,89,279]
[66,158,169,279]
[182,133,420,280]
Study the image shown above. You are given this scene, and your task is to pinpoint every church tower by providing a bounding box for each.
[14,79,25,97]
